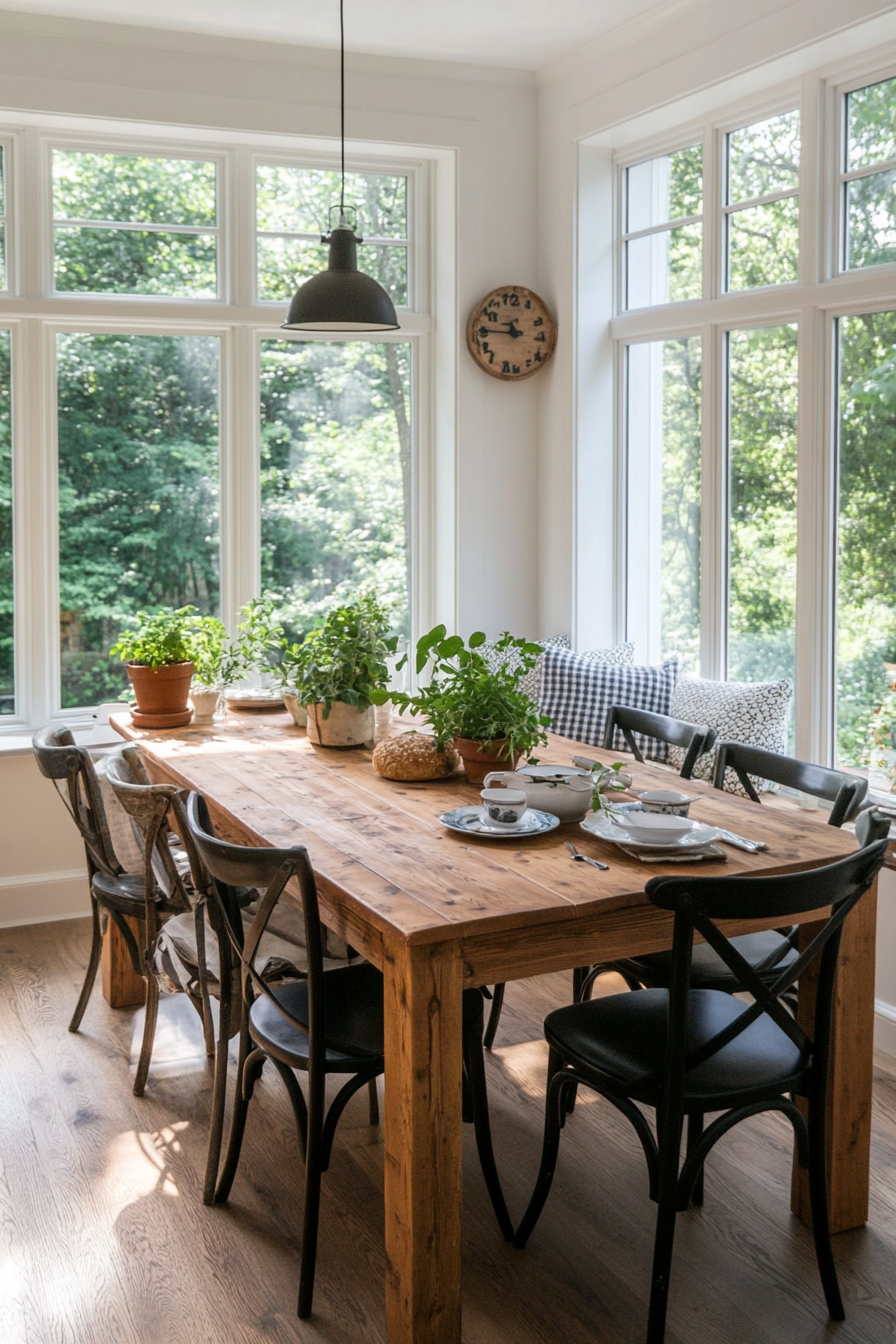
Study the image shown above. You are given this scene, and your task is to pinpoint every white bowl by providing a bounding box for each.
[614,812,695,844]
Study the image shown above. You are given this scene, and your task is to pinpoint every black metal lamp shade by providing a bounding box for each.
[282,224,400,332]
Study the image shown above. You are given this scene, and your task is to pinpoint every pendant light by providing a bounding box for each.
[282,0,400,332]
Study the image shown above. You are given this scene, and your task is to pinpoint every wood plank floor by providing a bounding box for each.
[3,918,896,1344]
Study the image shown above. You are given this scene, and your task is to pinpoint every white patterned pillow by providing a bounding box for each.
[540,648,679,759]
[668,676,794,793]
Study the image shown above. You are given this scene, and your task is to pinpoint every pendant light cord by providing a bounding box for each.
[340,0,346,220]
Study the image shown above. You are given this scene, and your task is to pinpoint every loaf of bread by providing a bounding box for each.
[372,733,460,781]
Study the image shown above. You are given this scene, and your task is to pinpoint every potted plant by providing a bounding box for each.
[221,597,285,710]
[110,606,201,728]
[188,614,229,720]
[275,638,310,727]
[288,594,397,747]
[392,627,550,785]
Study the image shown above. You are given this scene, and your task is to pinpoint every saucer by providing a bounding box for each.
[439,806,560,838]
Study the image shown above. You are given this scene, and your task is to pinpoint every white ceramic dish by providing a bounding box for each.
[613,812,695,844]
[581,811,722,853]
[439,806,560,838]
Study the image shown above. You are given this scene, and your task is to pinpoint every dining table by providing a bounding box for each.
[110,709,873,1344]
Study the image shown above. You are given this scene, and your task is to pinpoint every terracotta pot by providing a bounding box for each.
[282,692,308,728]
[452,736,521,786]
[126,661,194,729]
[306,701,373,748]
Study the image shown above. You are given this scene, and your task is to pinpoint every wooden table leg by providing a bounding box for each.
[101,915,146,1009]
[791,877,878,1232]
[383,938,463,1344]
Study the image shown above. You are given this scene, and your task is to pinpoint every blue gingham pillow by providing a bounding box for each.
[541,648,680,759]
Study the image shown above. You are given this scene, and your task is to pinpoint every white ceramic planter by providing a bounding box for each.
[306,701,373,747]
[282,692,308,727]
[189,685,221,722]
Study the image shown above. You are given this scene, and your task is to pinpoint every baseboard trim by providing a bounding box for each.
[0,869,90,927]
[875,999,896,1058]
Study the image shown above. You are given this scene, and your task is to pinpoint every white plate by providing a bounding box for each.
[439,806,560,838]
[581,810,722,853]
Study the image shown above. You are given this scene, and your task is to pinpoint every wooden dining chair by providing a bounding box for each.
[514,839,889,1344]
[575,746,870,1011]
[484,711,718,1050]
[31,727,188,1055]
[185,790,513,1319]
[602,706,717,779]
[712,740,867,824]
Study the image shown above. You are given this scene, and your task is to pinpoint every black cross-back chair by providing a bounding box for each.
[603,706,717,779]
[713,740,868,826]
[514,838,888,1344]
[483,709,717,1050]
[576,745,870,1011]
[185,792,512,1320]
[31,727,190,1067]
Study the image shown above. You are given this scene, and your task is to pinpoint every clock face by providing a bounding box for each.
[466,286,557,381]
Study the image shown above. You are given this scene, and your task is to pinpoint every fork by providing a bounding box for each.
[564,839,609,871]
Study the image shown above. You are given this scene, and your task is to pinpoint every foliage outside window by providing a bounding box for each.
[836,310,896,786]
[626,337,702,673]
[260,339,411,645]
[57,332,220,709]
[726,325,798,730]
[52,150,219,297]
[623,145,702,308]
[844,77,896,270]
[0,330,11,714]
[725,111,800,290]
[257,166,408,306]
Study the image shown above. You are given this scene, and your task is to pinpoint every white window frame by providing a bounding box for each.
[595,51,896,779]
[0,114,452,735]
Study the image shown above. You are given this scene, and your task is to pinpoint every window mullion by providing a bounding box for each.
[793,307,827,762]
[700,321,725,680]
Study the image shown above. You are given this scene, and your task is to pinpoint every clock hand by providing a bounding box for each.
[478,322,525,338]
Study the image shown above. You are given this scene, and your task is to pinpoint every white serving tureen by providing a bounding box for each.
[481,764,594,823]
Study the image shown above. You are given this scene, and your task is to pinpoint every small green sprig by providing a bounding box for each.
[590,761,629,816]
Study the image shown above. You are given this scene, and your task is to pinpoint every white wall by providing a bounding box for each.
[0,8,539,921]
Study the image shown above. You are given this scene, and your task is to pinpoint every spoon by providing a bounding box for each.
[565,839,609,872]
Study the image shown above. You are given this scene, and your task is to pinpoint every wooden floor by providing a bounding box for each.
[3,919,896,1344]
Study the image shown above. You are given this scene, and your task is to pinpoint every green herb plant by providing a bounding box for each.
[287,593,398,717]
[189,615,228,689]
[110,606,201,669]
[589,761,630,816]
[220,597,284,689]
[392,627,550,762]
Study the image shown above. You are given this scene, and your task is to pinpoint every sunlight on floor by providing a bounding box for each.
[101,1121,188,1210]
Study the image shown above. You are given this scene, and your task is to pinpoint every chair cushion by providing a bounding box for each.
[545,988,807,1109]
[540,649,679,758]
[623,931,798,990]
[91,870,148,914]
[668,676,793,793]
[249,962,386,1066]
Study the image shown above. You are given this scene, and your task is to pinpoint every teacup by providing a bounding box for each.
[638,789,694,817]
[480,788,529,829]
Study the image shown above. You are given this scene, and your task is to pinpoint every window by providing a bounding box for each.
[726,325,798,706]
[625,337,702,671]
[256,165,408,306]
[608,61,896,791]
[0,328,11,714]
[835,310,896,786]
[724,112,800,291]
[622,145,702,309]
[0,121,438,732]
[843,77,896,270]
[259,339,412,640]
[52,149,219,297]
[57,332,220,709]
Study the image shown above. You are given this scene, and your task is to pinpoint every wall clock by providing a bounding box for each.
[466,286,557,381]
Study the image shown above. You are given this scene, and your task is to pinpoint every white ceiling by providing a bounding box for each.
[0,0,673,70]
